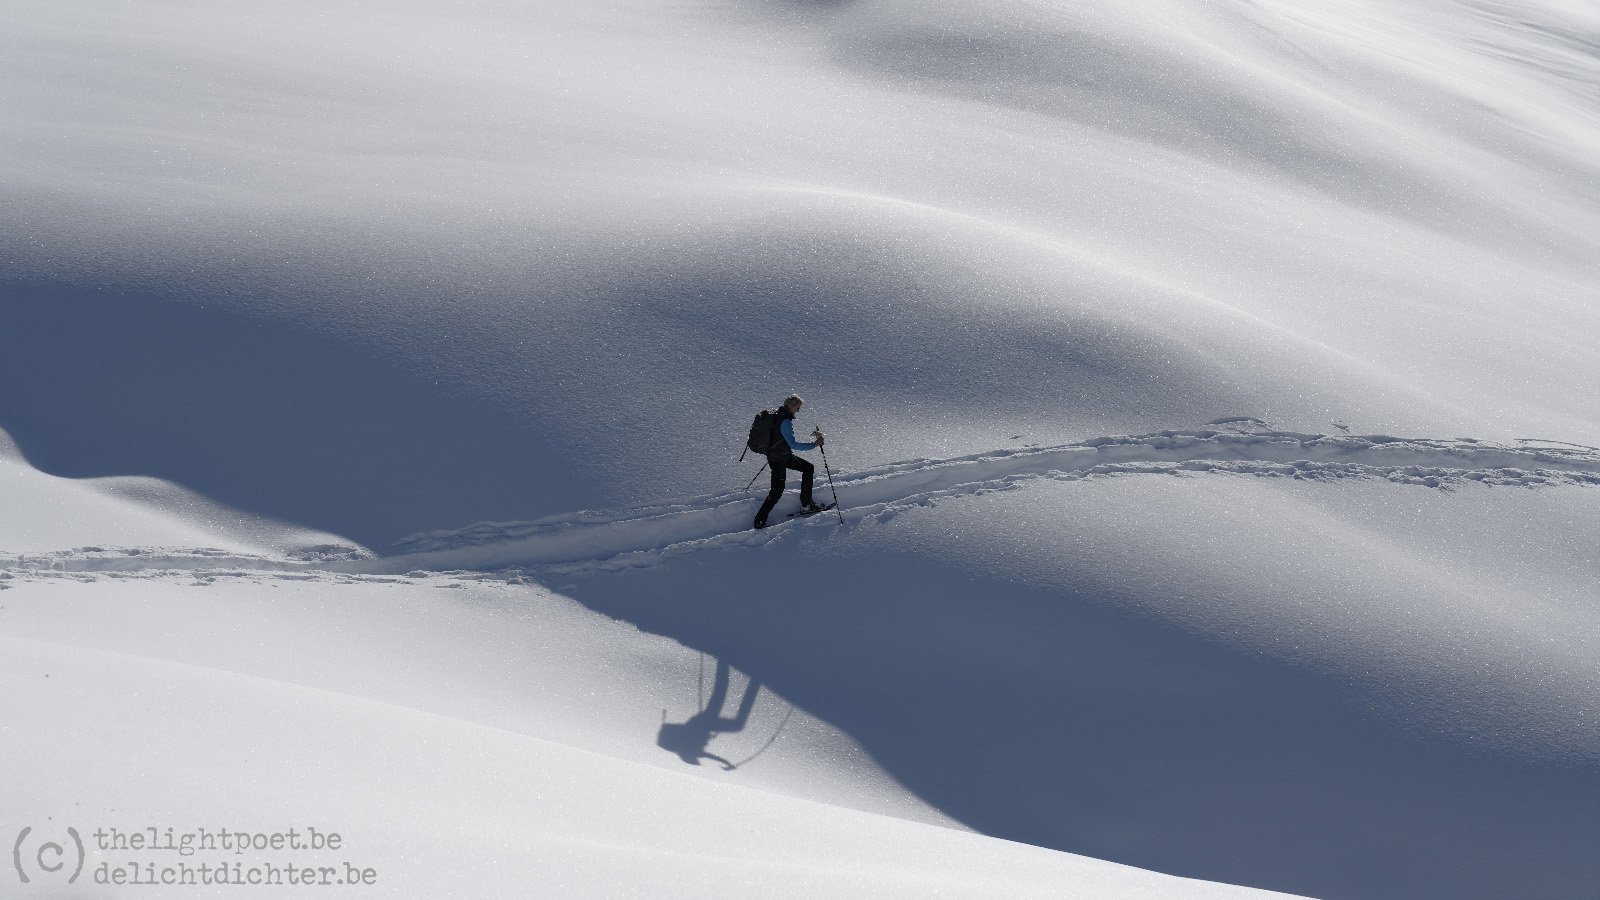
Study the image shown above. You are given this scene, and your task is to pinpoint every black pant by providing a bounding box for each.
[757,454,814,522]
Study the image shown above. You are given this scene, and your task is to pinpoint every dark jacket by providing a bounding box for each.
[766,406,816,461]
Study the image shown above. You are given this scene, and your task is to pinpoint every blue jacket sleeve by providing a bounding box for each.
[780,419,816,452]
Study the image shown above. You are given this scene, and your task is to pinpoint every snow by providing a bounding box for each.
[378,428,1600,572]
[4,0,1600,896]
[3,617,1266,899]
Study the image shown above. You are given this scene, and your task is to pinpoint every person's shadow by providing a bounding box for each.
[658,657,762,770]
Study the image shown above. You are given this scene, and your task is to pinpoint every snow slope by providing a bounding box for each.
[4,0,1600,896]
[4,0,1600,539]
[0,462,1294,898]
[3,585,1281,900]
[6,426,1597,897]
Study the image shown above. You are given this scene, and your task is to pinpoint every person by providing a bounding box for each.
[754,394,826,529]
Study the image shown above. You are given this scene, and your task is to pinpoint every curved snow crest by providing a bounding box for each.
[380,429,1600,575]
[0,544,383,583]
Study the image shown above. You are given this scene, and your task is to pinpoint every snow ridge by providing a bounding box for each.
[6,426,1598,582]
[385,426,1600,574]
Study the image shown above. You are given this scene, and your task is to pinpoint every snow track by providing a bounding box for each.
[7,427,1600,581]
[380,427,1600,574]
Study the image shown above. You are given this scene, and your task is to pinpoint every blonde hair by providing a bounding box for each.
[783,394,804,410]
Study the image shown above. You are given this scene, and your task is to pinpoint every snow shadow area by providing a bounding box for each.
[656,655,768,771]
[560,514,1599,900]
[0,285,583,548]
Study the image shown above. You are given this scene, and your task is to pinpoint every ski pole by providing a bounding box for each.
[745,461,768,491]
[813,429,845,524]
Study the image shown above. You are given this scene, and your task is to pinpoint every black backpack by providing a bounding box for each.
[742,409,781,460]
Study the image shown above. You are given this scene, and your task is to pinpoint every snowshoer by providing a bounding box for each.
[754,394,826,529]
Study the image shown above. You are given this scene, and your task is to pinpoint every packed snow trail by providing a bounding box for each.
[6,426,1599,582]
[378,427,1600,576]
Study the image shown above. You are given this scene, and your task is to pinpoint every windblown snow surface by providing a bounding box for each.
[3,0,1600,897]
